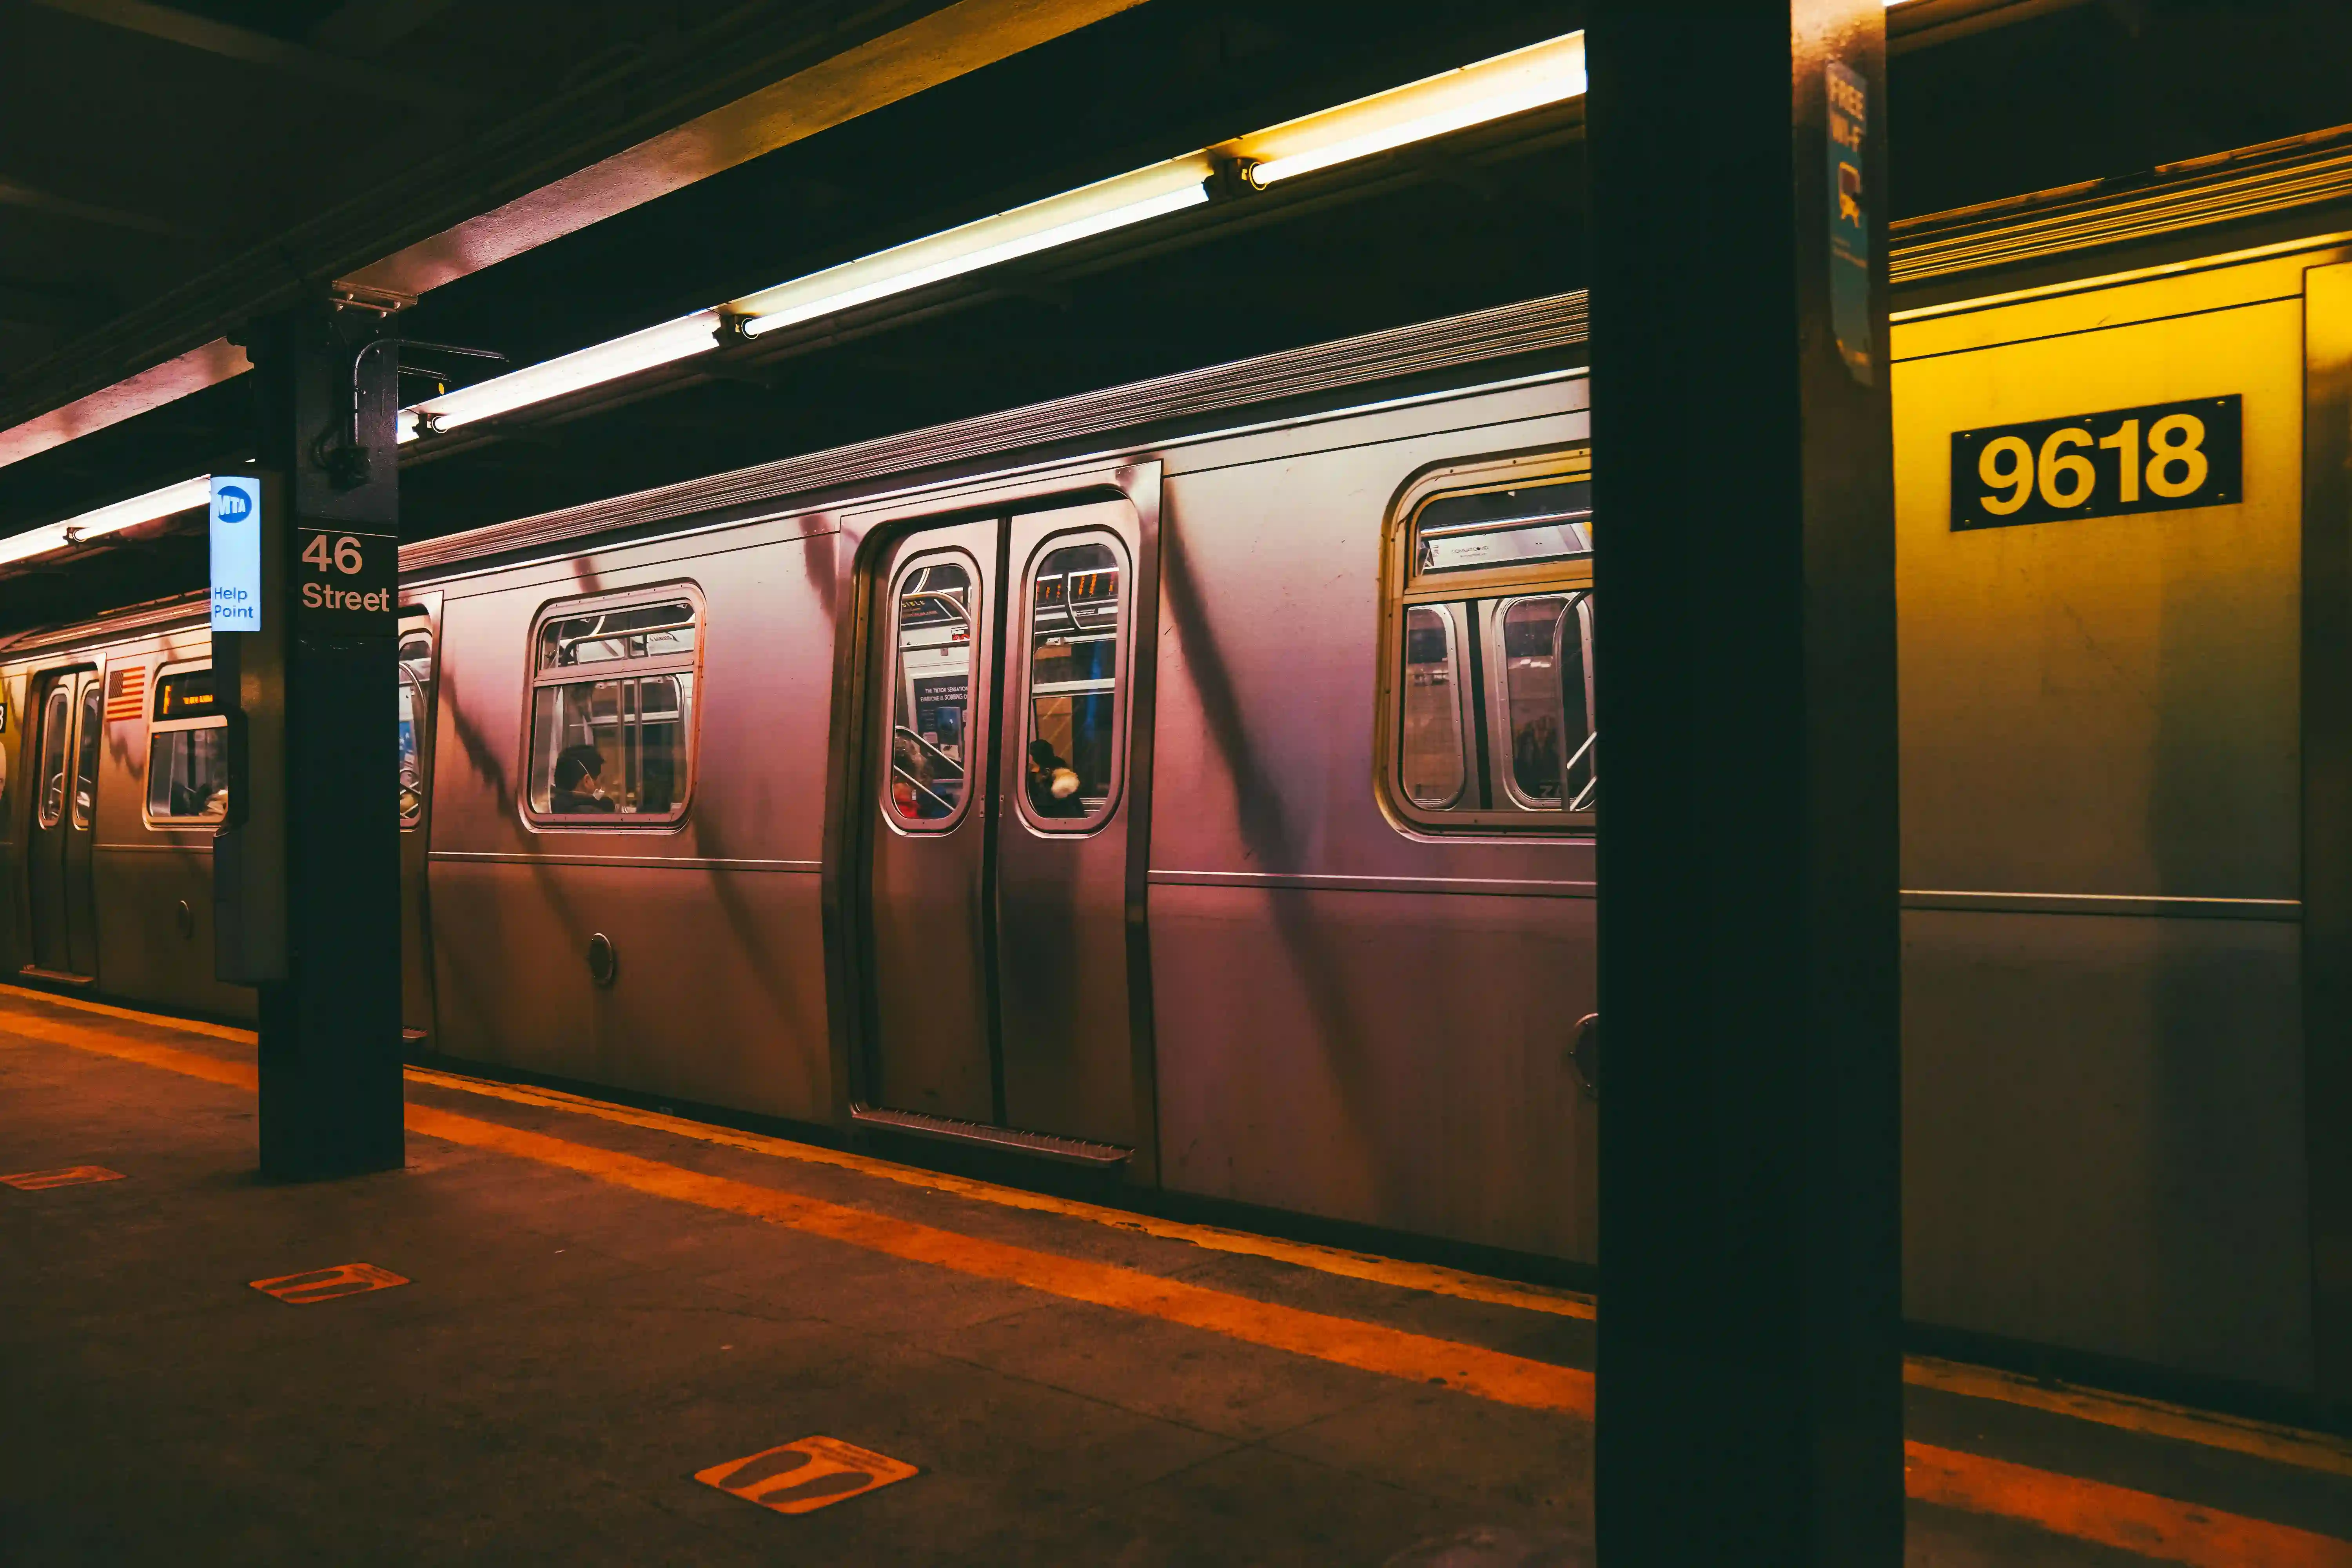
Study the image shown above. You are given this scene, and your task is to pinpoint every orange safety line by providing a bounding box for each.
[1907,1355,2352,1482]
[400,1098,1598,1416]
[0,983,1602,1323]
[404,1063,1600,1323]
[13,996,2352,1568]
[1906,1441,2352,1568]
[17,991,2352,1475]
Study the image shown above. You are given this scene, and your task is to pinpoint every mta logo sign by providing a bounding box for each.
[210,474,263,632]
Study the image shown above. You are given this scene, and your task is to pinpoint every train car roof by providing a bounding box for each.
[394,289,1595,582]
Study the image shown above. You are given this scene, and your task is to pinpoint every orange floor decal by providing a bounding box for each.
[1,1165,125,1190]
[249,1263,411,1304]
[696,1436,919,1515]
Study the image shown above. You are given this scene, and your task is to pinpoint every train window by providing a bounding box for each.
[1385,456,1595,831]
[1492,596,1591,811]
[35,683,70,829]
[70,682,101,829]
[1413,479,1592,577]
[1399,606,1468,809]
[1022,537,1125,830]
[398,630,431,829]
[536,600,697,668]
[885,555,977,830]
[145,663,227,825]
[525,590,700,823]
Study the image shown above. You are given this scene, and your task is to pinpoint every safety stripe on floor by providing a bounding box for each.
[7,996,2352,1567]
[18,986,2349,1490]
[0,984,1595,1323]
[8,984,2350,1480]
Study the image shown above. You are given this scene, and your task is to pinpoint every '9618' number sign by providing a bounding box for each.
[1950,395,2241,532]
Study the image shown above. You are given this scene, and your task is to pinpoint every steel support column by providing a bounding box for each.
[1586,3,1902,1563]
[220,303,404,1180]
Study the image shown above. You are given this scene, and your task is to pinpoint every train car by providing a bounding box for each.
[5,131,2348,1416]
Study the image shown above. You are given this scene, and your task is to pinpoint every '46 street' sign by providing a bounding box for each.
[295,525,397,631]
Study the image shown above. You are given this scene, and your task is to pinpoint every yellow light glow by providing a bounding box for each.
[401,312,724,441]
[0,476,213,568]
[1221,33,1587,189]
[730,158,1213,340]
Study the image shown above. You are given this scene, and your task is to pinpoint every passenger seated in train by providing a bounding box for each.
[550,744,617,813]
[1514,714,1564,800]
[891,733,955,820]
[1027,740,1085,818]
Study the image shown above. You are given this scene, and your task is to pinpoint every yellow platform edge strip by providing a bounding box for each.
[10,1002,2352,1567]
[8,983,2350,1486]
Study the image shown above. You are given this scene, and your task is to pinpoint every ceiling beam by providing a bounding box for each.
[0,0,1149,470]
[0,341,249,470]
[307,0,459,58]
[1888,0,2101,54]
[25,0,465,113]
[0,285,88,332]
[0,176,197,239]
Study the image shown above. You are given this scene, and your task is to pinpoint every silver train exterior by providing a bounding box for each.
[5,150,2346,1410]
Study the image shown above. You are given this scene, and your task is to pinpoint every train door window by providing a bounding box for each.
[885,555,978,829]
[1490,595,1596,812]
[1399,606,1468,808]
[1020,537,1126,830]
[69,681,102,829]
[399,627,432,828]
[526,589,701,823]
[145,665,227,824]
[35,682,71,829]
[1383,455,1596,831]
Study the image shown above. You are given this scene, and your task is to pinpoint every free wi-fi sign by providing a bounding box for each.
[1949,395,2241,532]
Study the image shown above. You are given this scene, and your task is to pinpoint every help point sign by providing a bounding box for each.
[209,474,261,631]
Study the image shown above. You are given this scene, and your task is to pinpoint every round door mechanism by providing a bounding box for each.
[1570,1013,1600,1101]
[174,899,195,939]
[585,932,619,987]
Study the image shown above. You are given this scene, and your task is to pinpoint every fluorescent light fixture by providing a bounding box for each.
[0,475,212,568]
[1224,32,1587,189]
[399,310,725,442]
[391,30,1607,437]
[729,158,1213,341]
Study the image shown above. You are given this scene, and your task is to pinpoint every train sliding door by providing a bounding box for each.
[859,499,1146,1158]
[25,669,100,979]
[397,609,439,1044]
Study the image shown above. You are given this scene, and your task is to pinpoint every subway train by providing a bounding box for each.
[5,131,2347,1414]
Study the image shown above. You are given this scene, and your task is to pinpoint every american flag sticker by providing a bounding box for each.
[103,664,147,722]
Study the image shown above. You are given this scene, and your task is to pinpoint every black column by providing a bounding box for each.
[1586,4,1900,1563]
[230,303,405,1180]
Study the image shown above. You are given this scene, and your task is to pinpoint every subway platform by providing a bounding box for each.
[2,984,2347,1567]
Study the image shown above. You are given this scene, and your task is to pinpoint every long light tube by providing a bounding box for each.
[396,31,1608,437]
[0,475,212,569]
[729,158,1213,341]
[1225,33,1587,189]
[399,310,725,442]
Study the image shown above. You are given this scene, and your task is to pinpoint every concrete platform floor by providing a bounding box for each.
[4,986,2350,1566]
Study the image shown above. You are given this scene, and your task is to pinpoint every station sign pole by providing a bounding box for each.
[1585,2,1902,1562]
[216,301,405,1179]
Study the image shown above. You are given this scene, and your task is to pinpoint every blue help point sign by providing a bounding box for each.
[210,474,262,632]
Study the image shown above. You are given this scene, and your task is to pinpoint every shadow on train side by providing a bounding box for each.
[1155,512,1394,1217]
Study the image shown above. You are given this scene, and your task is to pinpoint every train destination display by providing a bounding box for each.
[1950,394,2241,530]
